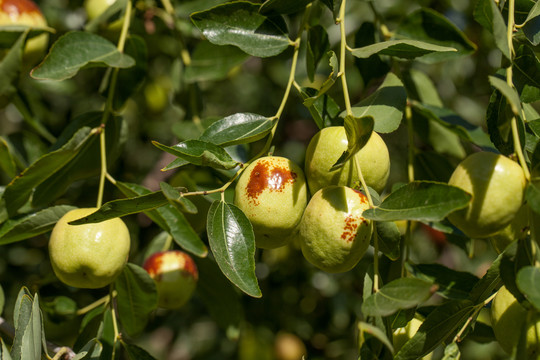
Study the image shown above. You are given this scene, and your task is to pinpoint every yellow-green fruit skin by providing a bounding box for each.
[491,286,540,356]
[447,152,526,238]
[299,186,371,273]
[393,318,432,359]
[84,0,123,31]
[0,0,49,65]
[304,126,390,194]
[489,205,529,254]
[49,208,130,289]
[234,156,308,249]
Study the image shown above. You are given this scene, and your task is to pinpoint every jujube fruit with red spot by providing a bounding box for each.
[447,152,526,238]
[49,208,131,289]
[304,126,390,194]
[298,185,372,273]
[143,250,198,309]
[0,0,49,65]
[234,156,308,249]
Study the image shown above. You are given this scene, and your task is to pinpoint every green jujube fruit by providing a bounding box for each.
[304,126,390,194]
[298,186,372,273]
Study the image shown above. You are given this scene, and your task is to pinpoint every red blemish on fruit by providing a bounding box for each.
[352,189,368,203]
[1,0,42,17]
[143,250,198,281]
[341,215,359,242]
[246,160,297,203]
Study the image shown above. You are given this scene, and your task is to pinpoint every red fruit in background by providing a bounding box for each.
[143,250,198,309]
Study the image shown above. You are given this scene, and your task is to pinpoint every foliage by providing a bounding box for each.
[0,0,540,359]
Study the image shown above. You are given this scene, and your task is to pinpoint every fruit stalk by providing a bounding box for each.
[505,0,530,181]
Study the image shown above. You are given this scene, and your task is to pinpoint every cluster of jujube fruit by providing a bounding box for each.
[234,126,390,273]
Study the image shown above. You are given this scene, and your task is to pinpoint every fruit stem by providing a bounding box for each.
[76,291,115,316]
[97,126,107,208]
[109,284,120,359]
[505,0,530,181]
[338,0,353,116]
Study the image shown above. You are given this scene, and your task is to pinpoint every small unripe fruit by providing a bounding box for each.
[489,205,529,253]
[0,0,49,65]
[304,126,390,194]
[299,186,372,273]
[447,152,526,238]
[491,286,540,356]
[234,156,308,249]
[143,250,198,309]
[393,318,432,359]
[49,208,131,289]
[84,0,124,32]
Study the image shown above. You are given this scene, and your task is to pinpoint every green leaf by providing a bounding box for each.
[486,89,526,155]
[190,2,290,58]
[473,0,511,60]
[32,114,127,208]
[207,200,261,298]
[408,263,479,299]
[0,137,17,179]
[0,205,75,245]
[259,0,312,14]
[303,51,339,108]
[488,75,522,115]
[526,180,540,215]
[516,266,540,312]
[111,35,148,111]
[153,140,238,170]
[353,22,390,86]
[31,31,135,81]
[375,221,401,261]
[414,151,455,182]
[161,158,190,172]
[3,127,94,216]
[306,25,330,82]
[0,339,12,360]
[196,258,244,334]
[361,277,436,317]
[394,8,477,63]
[330,114,374,170]
[121,341,157,360]
[299,87,341,129]
[115,264,158,337]
[0,31,24,99]
[199,113,275,146]
[350,72,406,133]
[11,291,41,360]
[69,192,169,225]
[395,300,477,360]
[441,342,461,360]
[468,249,503,304]
[116,182,208,257]
[411,102,494,149]
[513,44,540,103]
[184,42,249,83]
[0,26,52,49]
[160,182,197,214]
[358,321,394,354]
[73,338,102,360]
[363,181,471,222]
[522,1,540,45]
[350,39,456,60]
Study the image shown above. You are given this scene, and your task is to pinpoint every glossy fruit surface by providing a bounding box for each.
[143,250,198,309]
[447,152,526,238]
[0,0,49,64]
[49,208,130,289]
[234,156,308,249]
[491,285,540,356]
[304,126,390,194]
[298,186,371,273]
